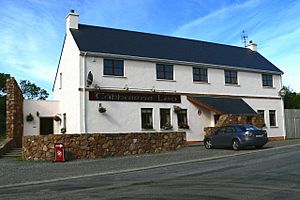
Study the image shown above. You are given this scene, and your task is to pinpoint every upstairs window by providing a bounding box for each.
[262,74,273,87]
[193,67,208,82]
[103,59,124,76]
[141,108,153,129]
[224,70,238,84]
[156,64,173,80]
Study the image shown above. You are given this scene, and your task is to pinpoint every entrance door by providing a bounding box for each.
[40,117,54,135]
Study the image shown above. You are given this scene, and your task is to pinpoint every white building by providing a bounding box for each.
[24,10,286,143]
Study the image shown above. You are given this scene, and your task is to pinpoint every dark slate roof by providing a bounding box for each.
[70,24,282,73]
[188,96,257,115]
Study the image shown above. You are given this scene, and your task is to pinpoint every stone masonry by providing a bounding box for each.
[23,132,186,161]
[6,77,24,147]
[204,114,265,136]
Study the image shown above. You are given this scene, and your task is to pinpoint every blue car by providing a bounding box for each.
[204,125,268,150]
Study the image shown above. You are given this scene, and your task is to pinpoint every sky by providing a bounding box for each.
[0,0,300,99]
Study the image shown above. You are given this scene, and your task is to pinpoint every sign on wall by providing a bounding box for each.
[89,91,181,103]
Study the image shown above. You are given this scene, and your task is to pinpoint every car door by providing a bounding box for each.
[223,126,235,146]
[211,127,226,147]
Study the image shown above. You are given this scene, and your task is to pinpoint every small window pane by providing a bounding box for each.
[156,64,173,80]
[193,67,208,82]
[160,108,171,128]
[262,74,273,87]
[104,59,124,76]
[269,110,276,126]
[141,108,153,129]
[225,70,237,84]
[177,109,189,128]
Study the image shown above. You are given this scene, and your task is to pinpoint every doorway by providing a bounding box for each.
[40,117,54,135]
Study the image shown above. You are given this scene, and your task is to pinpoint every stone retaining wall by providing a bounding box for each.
[6,77,24,147]
[23,132,186,161]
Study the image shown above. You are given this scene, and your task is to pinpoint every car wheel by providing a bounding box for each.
[232,139,240,151]
[204,139,213,149]
[255,145,263,149]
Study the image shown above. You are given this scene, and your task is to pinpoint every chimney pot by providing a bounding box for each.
[66,10,79,32]
[246,41,257,52]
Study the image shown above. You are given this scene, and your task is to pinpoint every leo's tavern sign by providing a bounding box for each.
[89,91,181,103]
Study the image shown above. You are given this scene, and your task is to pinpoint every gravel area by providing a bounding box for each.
[0,139,299,187]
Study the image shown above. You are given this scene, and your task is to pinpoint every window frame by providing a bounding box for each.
[224,70,238,85]
[193,67,208,83]
[156,64,174,80]
[269,110,277,127]
[177,109,189,129]
[103,59,124,77]
[141,108,153,129]
[262,74,273,87]
[160,108,172,129]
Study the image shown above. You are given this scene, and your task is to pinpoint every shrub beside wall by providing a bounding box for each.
[23,132,186,161]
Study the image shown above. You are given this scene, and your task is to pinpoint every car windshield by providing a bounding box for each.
[240,125,260,131]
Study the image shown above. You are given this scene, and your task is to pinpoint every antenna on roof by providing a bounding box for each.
[241,30,248,47]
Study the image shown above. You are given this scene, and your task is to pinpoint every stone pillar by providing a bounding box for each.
[6,77,24,147]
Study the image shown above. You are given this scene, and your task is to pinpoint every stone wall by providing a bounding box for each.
[216,114,265,128]
[23,132,186,161]
[6,77,24,147]
[204,114,265,136]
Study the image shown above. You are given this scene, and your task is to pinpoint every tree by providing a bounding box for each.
[283,86,300,109]
[0,73,10,96]
[0,73,10,135]
[19,80,49,100]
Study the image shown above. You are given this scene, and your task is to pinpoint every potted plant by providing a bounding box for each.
[98,107,107,113]
[173,105,181,113]
[61,128,66,133]
[54,115,61,121]
[178,122,189,129]
[26,113,34,122]
[143,123,153,129]
[98,103,107,113]
[162,123,173,130]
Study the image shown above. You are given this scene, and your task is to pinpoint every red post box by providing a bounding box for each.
[54,143,65,162]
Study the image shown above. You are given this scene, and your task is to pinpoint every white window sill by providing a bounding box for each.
[156,79,176,82]
[263,86,275,89]
[193,81,210,85]
[270,126,278,128]
[225,83,240,87]
[103,75,127,78]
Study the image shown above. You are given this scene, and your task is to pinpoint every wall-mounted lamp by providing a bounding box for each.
[87,71,93,86]
[279,87,287,97]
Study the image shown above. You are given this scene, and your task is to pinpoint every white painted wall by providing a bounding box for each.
[243,98,285,137]
[53,30,81,133]
[85,57,281,98]
[23,100,60,136]
[79,56,284,140]
[85,95,211,141]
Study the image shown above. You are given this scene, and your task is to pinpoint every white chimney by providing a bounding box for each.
[66,10,79,31]
[246,40,257,52]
